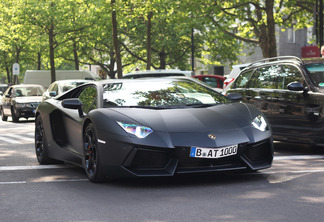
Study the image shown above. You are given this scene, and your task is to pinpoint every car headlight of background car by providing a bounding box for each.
[251,115,268,132]
[117,121,153,138]
[15,103,30,108]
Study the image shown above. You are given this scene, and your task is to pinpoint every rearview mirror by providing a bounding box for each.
[226,93,242,101]
[287,82,305,91]
[62,98,84,117]
[49,91,57,97]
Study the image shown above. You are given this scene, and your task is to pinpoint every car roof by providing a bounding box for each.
[123,69,192,78]
[11,84,44,88]
[51,79,92,84]
[301,57,324,64]
[244,56,324,69]
[193,75,225,79]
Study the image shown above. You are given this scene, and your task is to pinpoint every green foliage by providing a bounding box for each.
[0,0,316,83]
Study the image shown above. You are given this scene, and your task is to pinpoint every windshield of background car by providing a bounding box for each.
[60,81,89,92]
[14,87,44,97]
[102,79,230,108]
[305,63,324,88]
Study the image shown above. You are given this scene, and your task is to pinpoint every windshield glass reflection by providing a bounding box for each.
[102,79,229,107]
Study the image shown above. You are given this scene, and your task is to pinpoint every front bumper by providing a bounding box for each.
[99,137,274,178]
[14,103,39,118]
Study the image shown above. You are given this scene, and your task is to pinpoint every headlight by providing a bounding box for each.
[15,103,28,108]
[117,121,153,138]
[251,115,268,132]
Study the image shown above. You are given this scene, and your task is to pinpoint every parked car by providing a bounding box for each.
[0,84,7,110]
[35,77,273,182]
[226,56,324,146]
[0,84,8,94]
[223,63,250,93]
[123,69,192,79]
[42,79,92,101]
[1,84,44,122]
[192,75,225,91]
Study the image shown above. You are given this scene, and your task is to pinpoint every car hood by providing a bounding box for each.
[93,103,268,147]
[14,96,43,103]
[109,103,256,133]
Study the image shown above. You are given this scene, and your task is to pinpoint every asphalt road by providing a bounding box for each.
[1,118,324,222]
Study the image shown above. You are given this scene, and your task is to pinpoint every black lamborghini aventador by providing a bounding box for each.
[35,77,273,182]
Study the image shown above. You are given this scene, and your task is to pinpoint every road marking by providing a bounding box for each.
[0,181,27,185]
[0,136,22,144]
[274,155,324,160]
[1,134,34,142]
[0,164,75,171]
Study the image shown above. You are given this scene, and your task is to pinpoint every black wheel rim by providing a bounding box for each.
[84,128,97,178]
[35,120,44,159]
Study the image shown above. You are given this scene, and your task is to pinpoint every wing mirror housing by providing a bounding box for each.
[226,92,243,101]
[49,91,57,97]
[287,82,305,91]
[62,98,84,117]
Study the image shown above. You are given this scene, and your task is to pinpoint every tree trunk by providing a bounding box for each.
[159,51,166,69]
[6,66,11,85]
[37,52,41,70]
[49,23,56,83]
[111,0,123,79]
[265,0,277,58]
[73,41,79,70]
[146,11,153,70]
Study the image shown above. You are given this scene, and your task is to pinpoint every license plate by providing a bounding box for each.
[190,145,238,159]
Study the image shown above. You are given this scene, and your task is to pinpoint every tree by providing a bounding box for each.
[20,0,94,83]
[199,0,316,58]
[120,0,205,70]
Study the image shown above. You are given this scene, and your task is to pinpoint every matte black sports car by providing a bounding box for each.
[35,77,273,182]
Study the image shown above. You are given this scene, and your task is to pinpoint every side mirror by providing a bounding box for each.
[226,93,243,101]
[287,82,305,91]
[5,94,11,98]
[49,91,57,97]
[62,98,84,117]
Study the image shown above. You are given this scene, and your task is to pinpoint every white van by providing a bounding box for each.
[24,70,101,88]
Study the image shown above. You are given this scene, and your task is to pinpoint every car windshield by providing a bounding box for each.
[60,81,88,92]
[14,87,44,97]
[102,79,230,108]
[305,63,324,87]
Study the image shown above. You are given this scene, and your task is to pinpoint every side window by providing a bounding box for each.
[277,65,304,89]
[201,77,218,88]
[7,88,13,96]
[52,84,59,94]
[248,66,278,89]
[78,86,97,114]
[233,69,254,88]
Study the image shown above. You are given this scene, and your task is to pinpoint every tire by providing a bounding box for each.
[1,107,7,121]
[35,115,56,164]
[11,107,19,122]
[83,123,105,183]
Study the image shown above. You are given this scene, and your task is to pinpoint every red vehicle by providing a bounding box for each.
[192,75,225,89]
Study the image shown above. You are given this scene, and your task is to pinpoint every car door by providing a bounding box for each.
[272,64,324,143]
[63,85,98,155]
[227,66,277,124]
[246,66,279,120]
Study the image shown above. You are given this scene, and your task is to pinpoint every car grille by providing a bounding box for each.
[242,139,273,167]
[131,148,172,169]
[30,102,40,108]
[127,139,273,175]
